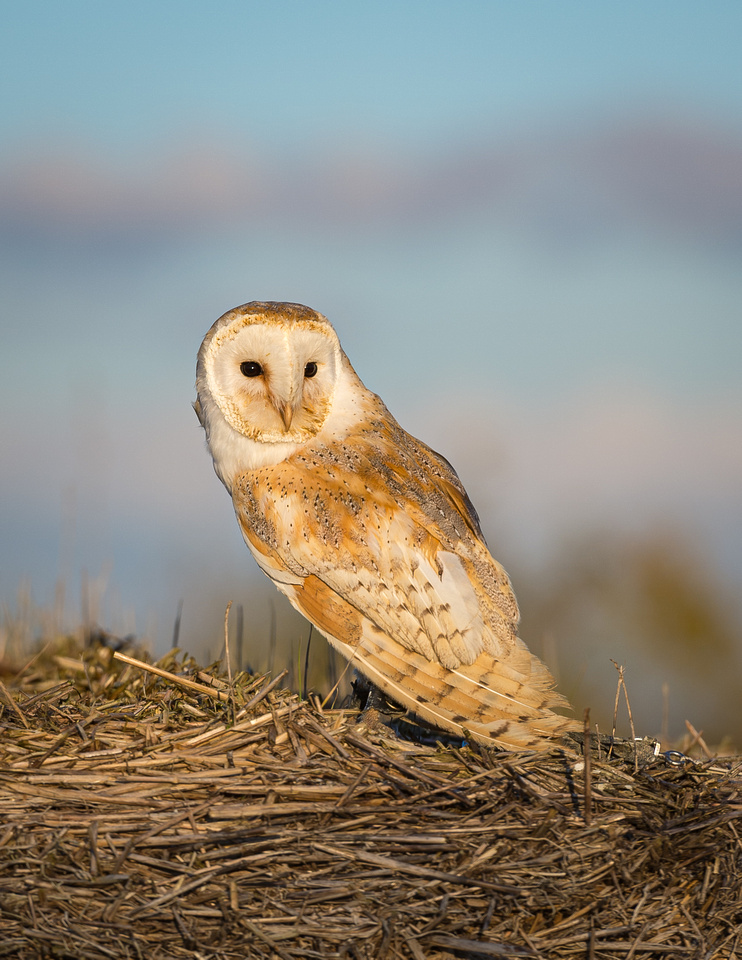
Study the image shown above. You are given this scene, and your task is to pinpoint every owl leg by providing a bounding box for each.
[350,674,466,747]
[351,674,393,713]
[348,674,402,736]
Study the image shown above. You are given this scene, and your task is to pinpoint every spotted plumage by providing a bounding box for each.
[195,301,577,749]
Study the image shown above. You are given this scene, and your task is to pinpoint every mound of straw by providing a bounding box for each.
[1,639,740,959]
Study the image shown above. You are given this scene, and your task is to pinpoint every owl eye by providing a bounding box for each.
[240,361,263,378]
[304,361,318,378]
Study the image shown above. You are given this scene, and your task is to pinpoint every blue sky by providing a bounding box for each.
[3,1,742,150]
[2,1,741,739]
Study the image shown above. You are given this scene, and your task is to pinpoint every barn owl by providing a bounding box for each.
[195,301,576,749]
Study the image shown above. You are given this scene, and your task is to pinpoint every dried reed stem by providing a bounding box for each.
[1,638,739,960]
[583,706,592,825]
[223,601,237,724]
[611,660,638,770]
[113,651,230,701]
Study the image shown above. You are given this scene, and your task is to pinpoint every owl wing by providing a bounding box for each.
[233,414,575,748]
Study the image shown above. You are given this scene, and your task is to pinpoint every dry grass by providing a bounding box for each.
[1,637,741,959]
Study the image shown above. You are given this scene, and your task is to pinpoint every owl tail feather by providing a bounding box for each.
[338,624,579,751]
[284,571,577,750]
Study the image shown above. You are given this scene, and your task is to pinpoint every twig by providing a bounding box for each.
[223,601,236,725]
[112,652,230,701]
[0,679,29,729]
[223,601,233,688]
[239,669,289,715]
[611,663,621,757]
[583,707,592,825]
[311,842,523,896]
[302,624,313,701]
[235,603,244,672]
[302,712,351,760]
[240,920,294,960]
[185,704,294,746]
[685,720,714,759]
[10,637,56,684]
[321,654,356,709]
[611,660,638,770]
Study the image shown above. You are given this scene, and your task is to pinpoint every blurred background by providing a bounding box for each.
[1,1,741,745]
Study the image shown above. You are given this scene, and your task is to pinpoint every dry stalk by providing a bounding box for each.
[0,638,738,960]
[685,720,714,759]
[113,651,231,701]
[611,660,638,770]
[583,706,592,825]
[223,600,237,725]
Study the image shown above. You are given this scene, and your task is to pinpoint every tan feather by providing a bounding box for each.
[284,568,572,750]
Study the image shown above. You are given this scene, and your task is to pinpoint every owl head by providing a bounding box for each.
[195,301,349,483]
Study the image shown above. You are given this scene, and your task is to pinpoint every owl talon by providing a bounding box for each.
[351,676,392,713]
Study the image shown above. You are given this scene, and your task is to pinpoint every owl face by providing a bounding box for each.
[196,302,349,482]
[199,303,342,445]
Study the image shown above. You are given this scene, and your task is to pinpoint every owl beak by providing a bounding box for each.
[276,399,295,432]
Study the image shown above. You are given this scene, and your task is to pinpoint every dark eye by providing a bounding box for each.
[240,361,262,378]
[304,361,318,378]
